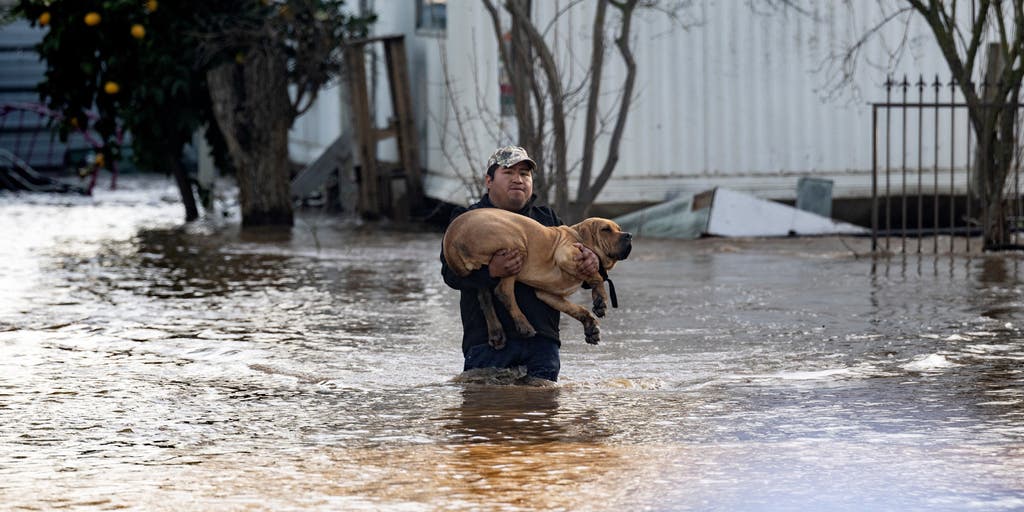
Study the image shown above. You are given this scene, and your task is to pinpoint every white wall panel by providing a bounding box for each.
[298,1,981,206]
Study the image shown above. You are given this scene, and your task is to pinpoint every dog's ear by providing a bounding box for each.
[572,218,617,259]
[597,219,620,268]
[578,219,603,251]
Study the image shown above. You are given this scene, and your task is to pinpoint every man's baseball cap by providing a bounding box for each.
[487,145,537,172]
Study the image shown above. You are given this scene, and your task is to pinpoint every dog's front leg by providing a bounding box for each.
[587,277,609,318]
[477,288,506,349]
[556,245,608,319]
[535,290,601,345]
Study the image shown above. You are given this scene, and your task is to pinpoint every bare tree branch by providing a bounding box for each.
[577,0,609,213]
[436,44,485,199]
[505,0,570,212]
[584,0,641,215]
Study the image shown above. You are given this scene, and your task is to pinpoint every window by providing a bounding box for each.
[416,0,446,34]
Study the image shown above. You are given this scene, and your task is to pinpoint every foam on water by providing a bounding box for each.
[901,353,961,372]
[718,361,890,385]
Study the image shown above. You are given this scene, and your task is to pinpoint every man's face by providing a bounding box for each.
[486,162,533,211]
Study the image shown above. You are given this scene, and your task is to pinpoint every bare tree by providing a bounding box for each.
[479,0,692,222]
[904,0,1024,249]
[432,41,501,201]
[814,0,1023,249]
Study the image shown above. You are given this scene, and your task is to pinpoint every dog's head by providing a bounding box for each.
[572,217,633,271]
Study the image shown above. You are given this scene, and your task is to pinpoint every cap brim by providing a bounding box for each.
[508,157,537,170]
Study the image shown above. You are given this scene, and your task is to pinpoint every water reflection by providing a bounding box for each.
[54,228,308,299]
[443,385,610,446]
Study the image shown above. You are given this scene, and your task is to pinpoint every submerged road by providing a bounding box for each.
[2,176,1023,510]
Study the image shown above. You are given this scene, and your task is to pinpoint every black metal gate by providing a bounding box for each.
[871,75,1024,253]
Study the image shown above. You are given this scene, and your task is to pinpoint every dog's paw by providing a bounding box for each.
[513,318,536,338]
[489,330,506,350]
[592,298,606,318]
[584,323,601,345]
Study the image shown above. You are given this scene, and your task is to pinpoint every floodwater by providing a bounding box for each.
[2,176,1023,511]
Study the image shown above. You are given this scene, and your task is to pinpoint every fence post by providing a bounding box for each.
[949,77,957,252]
[933,75,941,252]
[917,76,925,253]
[872,104,878,252]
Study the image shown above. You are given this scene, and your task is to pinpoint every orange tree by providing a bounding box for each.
[15,0,215,221]
[16,1,375,226]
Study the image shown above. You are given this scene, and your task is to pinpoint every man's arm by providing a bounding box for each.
[442,248,525,290]
[573,243,600,278]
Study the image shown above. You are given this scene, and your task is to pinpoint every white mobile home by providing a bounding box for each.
[290,1,975,214]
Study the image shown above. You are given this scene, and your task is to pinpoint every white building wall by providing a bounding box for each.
[293,1,981,207]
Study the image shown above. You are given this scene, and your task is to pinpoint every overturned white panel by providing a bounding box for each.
[707,188,867,237]
[615,187,867,239]
[613,192,713,239]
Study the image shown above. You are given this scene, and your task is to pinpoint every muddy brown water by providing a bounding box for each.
[2,177,1023,510]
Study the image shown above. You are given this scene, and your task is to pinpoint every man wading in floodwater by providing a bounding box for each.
[440,145,599,384]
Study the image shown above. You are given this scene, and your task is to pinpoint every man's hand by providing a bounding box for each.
[489,248,523,278]
[573,243,600,278]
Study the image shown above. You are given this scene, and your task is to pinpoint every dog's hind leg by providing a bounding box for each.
[535,290,601,345]
[493,277,536,338]
[477,289,506,350]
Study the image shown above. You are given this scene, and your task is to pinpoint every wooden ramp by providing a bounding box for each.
[290,35,423,220]
[290,131,357,214]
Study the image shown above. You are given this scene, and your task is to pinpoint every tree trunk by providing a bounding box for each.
[972,45,1019,249]
[169,154,199,222]
[206,47,295,227]
[976,105,1019,249]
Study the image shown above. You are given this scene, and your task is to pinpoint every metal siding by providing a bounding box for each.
[294,1,977,205]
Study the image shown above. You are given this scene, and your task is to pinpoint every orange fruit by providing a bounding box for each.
[38,12,51,26]
[145,0,158,12]
[84,12,101,26]
[104,81,120,95]
[131,24,145,39]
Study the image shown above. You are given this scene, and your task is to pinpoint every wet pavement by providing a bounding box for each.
[1,176,1023,510]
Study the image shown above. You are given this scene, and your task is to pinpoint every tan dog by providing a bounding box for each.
[443,208,632,349]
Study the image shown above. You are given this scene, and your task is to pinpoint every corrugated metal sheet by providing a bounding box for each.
[293,1,977,206]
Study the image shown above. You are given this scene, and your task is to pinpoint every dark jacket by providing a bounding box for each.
[441,193,564,355]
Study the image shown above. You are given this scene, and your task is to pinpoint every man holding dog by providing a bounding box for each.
[441,145,600,383]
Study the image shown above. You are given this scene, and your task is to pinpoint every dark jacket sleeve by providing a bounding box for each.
[440,205,497,291]
[532,205,564,227]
